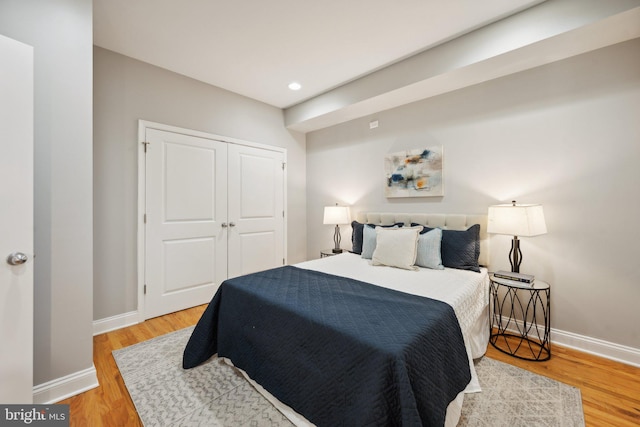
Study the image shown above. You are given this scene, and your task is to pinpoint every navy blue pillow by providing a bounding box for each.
[351,221,404,254]
[412,223,481,272]
[351,221,366,254]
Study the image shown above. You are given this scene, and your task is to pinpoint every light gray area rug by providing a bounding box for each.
[113,327,585,427]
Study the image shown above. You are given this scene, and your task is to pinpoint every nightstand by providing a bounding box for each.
[489,275,551,361]
[320,249,343,258]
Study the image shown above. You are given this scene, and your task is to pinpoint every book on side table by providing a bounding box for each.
[493,270,535,284]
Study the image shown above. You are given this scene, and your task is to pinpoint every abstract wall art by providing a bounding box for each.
[384,147,443,198]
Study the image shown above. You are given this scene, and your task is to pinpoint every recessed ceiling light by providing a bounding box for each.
[288,82,302,91]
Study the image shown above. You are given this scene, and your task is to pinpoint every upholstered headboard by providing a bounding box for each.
[355,212,489,267]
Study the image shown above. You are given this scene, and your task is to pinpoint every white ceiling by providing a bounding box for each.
[93,0,544,109]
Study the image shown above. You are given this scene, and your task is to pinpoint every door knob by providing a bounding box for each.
[221,222,228,228]
[229,222,236,227]
[6,252,28,266]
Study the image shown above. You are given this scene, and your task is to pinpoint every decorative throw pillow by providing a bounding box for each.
[361,225,378,259]
[415,228,444,270]
[351,221,365,254]
[361,224,405,259]
[413,223,481,272]
[371,227,420,271]
[353,222,404,256]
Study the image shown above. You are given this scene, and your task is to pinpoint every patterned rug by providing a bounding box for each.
[113,327,585,426]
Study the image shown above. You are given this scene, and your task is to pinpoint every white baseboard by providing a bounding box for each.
[31,311,140,405]
[33,365,99,404]
[497,316,640,368]
[551,328,640,368]
[93,311,139,336]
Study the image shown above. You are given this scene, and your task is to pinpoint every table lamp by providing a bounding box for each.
[487,201,547,273]
[323,204,350,253]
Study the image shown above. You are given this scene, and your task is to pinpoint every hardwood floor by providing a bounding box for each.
[59,305,207,427]
[60,305,640,426]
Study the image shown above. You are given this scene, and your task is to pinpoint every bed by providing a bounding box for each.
[183,213,490,426]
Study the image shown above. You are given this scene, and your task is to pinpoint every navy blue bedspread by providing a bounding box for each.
[183,266,471,427]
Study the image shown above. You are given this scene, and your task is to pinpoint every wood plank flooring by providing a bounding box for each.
[59,305,640,426]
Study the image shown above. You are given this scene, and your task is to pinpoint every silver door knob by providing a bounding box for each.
[6,252,28,266]
[229,222,236,227]
[221,222,228,228]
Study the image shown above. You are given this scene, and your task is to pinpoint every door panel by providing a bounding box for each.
[0,34,34,403]
[145,129,227,319]
[164,142,215,222]
[236,231,277,275]
[228,144,284,278]
[163,237,215,292]
[238,155,276,218]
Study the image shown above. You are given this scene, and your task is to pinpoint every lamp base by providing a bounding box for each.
[332,224,342,254]
[509,236,522,273]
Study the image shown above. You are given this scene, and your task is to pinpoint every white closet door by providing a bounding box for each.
[144,129,227,319]
[227,144,285,279]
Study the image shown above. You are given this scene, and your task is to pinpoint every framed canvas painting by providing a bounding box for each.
[384,147,443,198]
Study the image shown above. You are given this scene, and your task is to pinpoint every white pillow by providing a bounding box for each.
[371,227,420,271]
[361,224,400,259]
[415,228,444,270]
[361,225,377,259]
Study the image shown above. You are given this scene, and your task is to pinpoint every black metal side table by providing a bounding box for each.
[489,275,551,361]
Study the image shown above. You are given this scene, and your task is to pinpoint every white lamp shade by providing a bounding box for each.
[323,206,350,225]
[487,203,547,237]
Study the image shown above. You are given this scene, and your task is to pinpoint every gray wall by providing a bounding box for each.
[306,39,640,350]
[0,0,94,385]
[93,46,307,320]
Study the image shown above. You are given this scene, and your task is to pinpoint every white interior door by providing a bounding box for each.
[144,129,227,319]
[227,144,285,278]
[0,34,34,403]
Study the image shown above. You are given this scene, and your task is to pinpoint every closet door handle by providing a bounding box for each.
[221,222,228,228]
[229,222,236,227]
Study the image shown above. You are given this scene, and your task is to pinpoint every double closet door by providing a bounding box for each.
[143,128,285,319]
